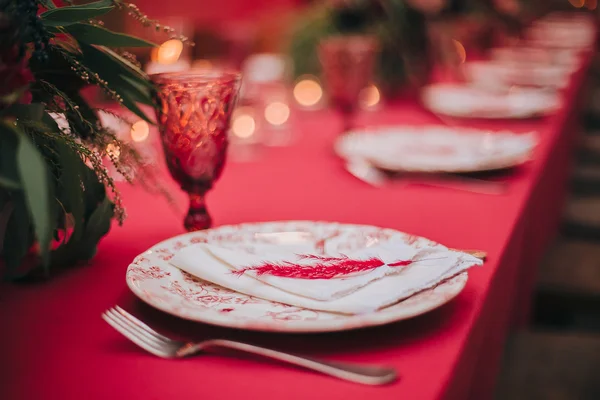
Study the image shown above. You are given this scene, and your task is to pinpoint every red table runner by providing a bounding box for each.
[0,53,594,399]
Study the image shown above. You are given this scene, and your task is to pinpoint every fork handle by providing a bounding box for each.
[196,339,398,385]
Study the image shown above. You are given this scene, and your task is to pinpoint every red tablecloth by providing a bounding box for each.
[1,54,594,399]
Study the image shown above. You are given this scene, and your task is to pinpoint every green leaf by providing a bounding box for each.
[79,44,156,122]
[64,92,101,131]
[79,195,113,260]
[120,74,155,106]
[4,103,45,122]
[38,0,57,9]
[81,162,107,221]
[120,93,154,123]
[86,45,154,88]
[0,126,20,190]
[53,191,113,265]
[41,111,61,132]
[2,195,33,278]
[0,176,20,190]
[55,142,85,241]
[50,163,108,267]
[0,198,14,255]
[29,46,87,97]
[41,0,114,27]
[10,124,52,269]
[67,24,157,47]
[0,85,30,107]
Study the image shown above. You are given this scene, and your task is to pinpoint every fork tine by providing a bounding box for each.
[102,311,170,358]
[106,309,173,349]
[114,306,173,343]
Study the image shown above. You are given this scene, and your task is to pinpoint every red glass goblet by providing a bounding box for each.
[318,35,378,134]
[152,71,241,231]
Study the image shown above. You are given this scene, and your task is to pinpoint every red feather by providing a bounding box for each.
[387,260,413,267]
[230,254,421,280]
[296,254,350,262]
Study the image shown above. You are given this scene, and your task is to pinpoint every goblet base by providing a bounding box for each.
[184,191,212,231]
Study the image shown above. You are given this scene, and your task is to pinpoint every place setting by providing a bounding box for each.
[421,83,561,119]
[464,59,573,91]
[418,14,592,122]
[488,46,581,73]
[124,221,485,330]
[116,220,485,383]
[78,57,488,385]
[335,125,537,194]
[2,1,597,399]
[313,30,539,195]
[525,12,597,51]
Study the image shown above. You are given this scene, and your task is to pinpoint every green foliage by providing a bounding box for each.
[2,193,32,276]
[63,24,157,47]
[79,44,155,122]
[14,123,53,269]
[287,0,528,96]
[40,1,114,27]
[288,0,431,95]
[0,0,162,280]
[288,6,336,79]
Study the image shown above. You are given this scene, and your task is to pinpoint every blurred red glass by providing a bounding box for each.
[152,70,241,231]
[318,35,378,134]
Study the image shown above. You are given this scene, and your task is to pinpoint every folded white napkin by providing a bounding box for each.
[169,241,483,315]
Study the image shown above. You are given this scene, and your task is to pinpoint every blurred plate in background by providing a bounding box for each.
[335,126,537,173]
[421,84,560,119]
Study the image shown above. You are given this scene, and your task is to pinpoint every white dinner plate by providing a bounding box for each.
[489,47,580,72]
[526,18,596,49]
[422,83,560,119]
[464,60,572,90]
[126,221,469,333]
[335,126,536,173]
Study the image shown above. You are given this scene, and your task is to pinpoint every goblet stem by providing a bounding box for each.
[184,191,211,231]
[338,104,356,135]
[341,110,354,135]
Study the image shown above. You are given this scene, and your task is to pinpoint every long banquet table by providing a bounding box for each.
[1,50,595,399]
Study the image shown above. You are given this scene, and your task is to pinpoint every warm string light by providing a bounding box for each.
[130,120,150,142]
[359,84,381,109]
[151,39,183,64]
[452,39,466,64]
[231,107,256,139]
[264,101,290,126]
[106,143,121,159]
[293,76,323,107]
[568,0,585,7]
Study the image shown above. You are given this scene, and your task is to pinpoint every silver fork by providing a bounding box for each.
[102,306,398,385]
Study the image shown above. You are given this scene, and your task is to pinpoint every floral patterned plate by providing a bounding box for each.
[335,126,536,173]
[126,221,468,333]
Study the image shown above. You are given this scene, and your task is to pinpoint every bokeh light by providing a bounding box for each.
[586,0,597,9]
[130,120,150,142]
[452,39,467,64]
[293,76,323,107]
[359,84,381,109]
[264,102,291,126]
[106,143,121,158]
[231,107,256,139]
[569,0,585,8]
[152,39,184,64]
